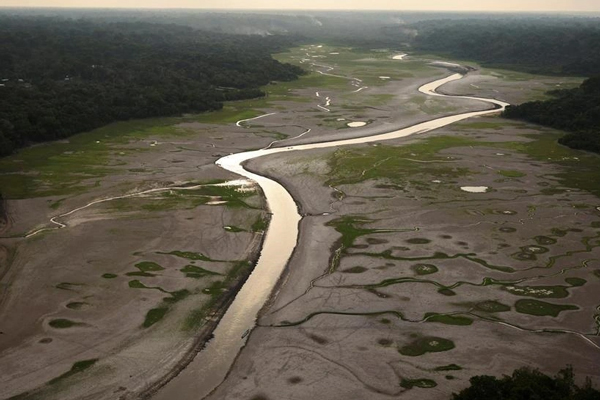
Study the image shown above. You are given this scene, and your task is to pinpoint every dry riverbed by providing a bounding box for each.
[210,115,600,400]
[0,44,596,400]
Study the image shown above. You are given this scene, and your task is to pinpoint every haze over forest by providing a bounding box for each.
[2,0,600,12]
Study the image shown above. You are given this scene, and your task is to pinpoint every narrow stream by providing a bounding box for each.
[152,73,510,400]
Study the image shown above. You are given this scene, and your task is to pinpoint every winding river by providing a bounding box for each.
[152,72,510,399]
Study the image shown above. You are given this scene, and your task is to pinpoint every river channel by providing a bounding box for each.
[153,72,510,400]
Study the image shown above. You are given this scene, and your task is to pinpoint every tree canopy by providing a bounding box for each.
[0,16,304,156]
[503,75,600,153]
[410,19,600,76]
[453,366,600,400]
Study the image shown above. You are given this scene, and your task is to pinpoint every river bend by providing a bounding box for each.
[153,72,510,400]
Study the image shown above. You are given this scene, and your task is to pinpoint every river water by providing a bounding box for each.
[152,73,510,400]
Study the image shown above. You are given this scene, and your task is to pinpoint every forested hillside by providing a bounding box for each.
[411,19,600,76]
[0,17,304,156]
[504,76,600,153]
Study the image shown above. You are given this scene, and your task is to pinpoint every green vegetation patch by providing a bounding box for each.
[424,313,473,326]
[406,238,432,244]
[48,359,99,385]
[143,307,169,328]
[325,136,478,187]
[412,264,439,275]
[128,280,147,289]
[399,336,455,356]
[503,284,569,298]
[158,251,216,261]
[400,378,437,389]
[327,216,380,249]
[434,364,463,372]
[125,271,156,277]
[251,216,269,232]
[55,282,85,291]
[438,288,457,296]
[475,300,511,313]
[66,302,87,310]
[515,299,579,317]
[49,319,83,329]
[183,260,253,331]
[497,170,526,178]
[135,261,164,272]
[535,236,557,245]
[565,277,587,287]
[181,265,221,279]
[101,273,118,279]
[341,266,368,274]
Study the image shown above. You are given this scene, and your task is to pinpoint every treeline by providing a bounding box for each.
[410,18,600,76]
[504,75,600,153]
[453,366,600,400]
[0,17,304,156]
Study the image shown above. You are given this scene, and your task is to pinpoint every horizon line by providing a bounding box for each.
[1,6,600,13]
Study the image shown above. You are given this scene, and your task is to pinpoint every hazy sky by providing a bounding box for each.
[3,0,600,12]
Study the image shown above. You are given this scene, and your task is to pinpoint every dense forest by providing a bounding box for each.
[0,17,304,156]
[410,19,600,76]
[504,75,600,153]
[3,11,600,157]
[453,366,600,400]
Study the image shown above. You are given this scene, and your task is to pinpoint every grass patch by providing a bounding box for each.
[0,116,193,199]
[251,216,269,232]
[399,336,455,356]
[400,378,437,389]
[55,282,84,291]
[158,251,216,261]
[183,260,253,331]
[434,364,463,371]
[412,264,438,275]
[135,261,164,272]
[128,280,147,289]
[143,307,169,328]
[565,277,587,287]
[498,170,526,178]
[475,300,511,313]
[515,299,579,317]
[49,319,82,329]
[424,313,473,326]
[341,266,368,274]
[48,359,98,385]
[102,273,118,279]
[125,271,156,277]
[503,284,569,298]
[326,136,478,187]
[438,288,457,296]
[406,238,431,244]
[66,302,87,310]
[534,236,557,245]
[181,265,221,279]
